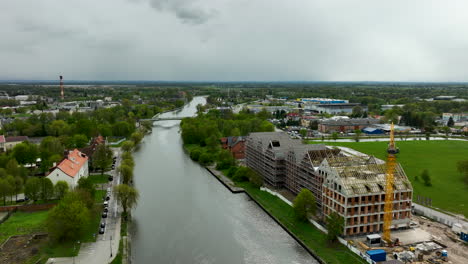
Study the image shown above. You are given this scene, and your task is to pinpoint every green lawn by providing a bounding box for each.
[0,211,48,244]
[309,140,468,217]
[237,182,366,264]
[95,190,107,202]
[88,174,111,184]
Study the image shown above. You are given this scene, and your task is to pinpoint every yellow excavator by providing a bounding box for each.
[383,123,399,243]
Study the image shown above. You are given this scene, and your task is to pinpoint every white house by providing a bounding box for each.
[46,149,89,188]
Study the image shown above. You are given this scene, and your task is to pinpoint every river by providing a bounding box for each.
[130,96,318,264]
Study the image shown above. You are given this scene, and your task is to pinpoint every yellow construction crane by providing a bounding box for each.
[383,122,399,242]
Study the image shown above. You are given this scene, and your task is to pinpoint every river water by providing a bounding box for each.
[131,96,318,264]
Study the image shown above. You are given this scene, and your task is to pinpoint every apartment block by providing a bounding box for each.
[245,132,413,237]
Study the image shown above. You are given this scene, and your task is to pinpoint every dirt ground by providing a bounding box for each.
[414,215,468,264]
[0,234,48,264]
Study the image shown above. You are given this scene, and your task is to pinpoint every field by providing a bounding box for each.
[0,211,48,244]
[310,140,468,217]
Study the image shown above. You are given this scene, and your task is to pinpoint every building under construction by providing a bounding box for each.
[245,132,413,237]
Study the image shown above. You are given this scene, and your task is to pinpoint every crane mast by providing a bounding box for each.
[383,122,399,242]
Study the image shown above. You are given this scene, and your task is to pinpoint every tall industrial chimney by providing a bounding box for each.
[60,75,64,100]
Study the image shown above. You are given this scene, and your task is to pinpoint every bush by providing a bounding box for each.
[226,166,238,178]
[189,149,202,161]
[199,153,214,165]
[232,167,250,182]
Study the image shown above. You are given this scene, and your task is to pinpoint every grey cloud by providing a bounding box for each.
[147,0,215,25]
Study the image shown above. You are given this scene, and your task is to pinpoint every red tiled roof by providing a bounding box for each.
[0,135,5,143]
[57,149,88,178]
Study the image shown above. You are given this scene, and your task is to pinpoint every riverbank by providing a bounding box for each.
[205,167,366,264]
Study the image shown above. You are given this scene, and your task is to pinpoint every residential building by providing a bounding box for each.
[80,136,106,168]
[246,132,299,188]
[4,136,29,150]
[321,155,413,236]
[245,132,413,237]
[46,149,89,188]
[442,113,468,123]
[220,136,246,160]
[318,118,380,133]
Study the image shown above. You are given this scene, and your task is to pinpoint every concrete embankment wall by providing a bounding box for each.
[205,167,326,264]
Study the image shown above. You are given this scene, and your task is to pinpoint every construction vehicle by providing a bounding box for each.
[383,123,399,242]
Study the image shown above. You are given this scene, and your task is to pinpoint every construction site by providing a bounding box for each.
[245,125,468,264]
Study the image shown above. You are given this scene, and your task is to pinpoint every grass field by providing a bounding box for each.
[0,211,48,244]
[237,181,366,264]
[88,174,111,184]
[309,140,468,217]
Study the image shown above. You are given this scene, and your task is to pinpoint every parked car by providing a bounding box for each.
[103,207,108,213]
[99,227,105,234]
[111,165,115,169]
[102,212,108,218]
[103,201,109,207]
[100,222,106,228]
[105,196,110,201]
[108,175,114,181]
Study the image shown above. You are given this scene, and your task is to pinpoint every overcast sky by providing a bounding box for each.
[2,0,468,82]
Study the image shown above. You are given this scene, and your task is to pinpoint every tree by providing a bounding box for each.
[199,153,214,165]
[46,192,90,242]
[93,144,113,174]
[447,116,454,127]
[189,149,202,161]
[0,178,13,205]
[46,120,70,136]
[13,176,23,202]
[326,212,344,243]
[331,132,338,141]
[71,134,89,148]
[351,106,363,117]
[40,136,65,157]
[293,189,316,222]
[421,169,432,186]
[442,126,450,138]
[5,159,20,178]
[40,177,54,201]
[299,129,307,138]
[205,134,220,151]
[12,142,38,165]
[121,140,135,152]
[54,181,69,200]
[130,131,144,145]
[114,184,139,217]
[119,164,133,184]
[77,177,96,198]
[216,149,235,170]
[25,177,41,201]
[353,129,362,142]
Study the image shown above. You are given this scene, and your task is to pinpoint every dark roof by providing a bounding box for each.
[226,136,245,147]
[5,136,29,143]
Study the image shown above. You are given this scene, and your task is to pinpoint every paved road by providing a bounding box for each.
[47,148,123,264]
